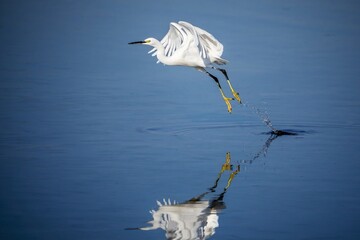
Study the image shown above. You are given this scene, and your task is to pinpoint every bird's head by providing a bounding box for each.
[128,38,157,46]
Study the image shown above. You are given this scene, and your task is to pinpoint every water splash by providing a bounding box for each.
[242,101,303,136]
[242,101,277,132]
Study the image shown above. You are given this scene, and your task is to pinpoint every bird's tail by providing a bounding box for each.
[213,57,229,65]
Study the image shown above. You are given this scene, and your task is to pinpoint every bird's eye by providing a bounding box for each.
[145,39,151,43]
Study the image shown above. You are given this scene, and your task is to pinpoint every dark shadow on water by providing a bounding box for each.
[126,132,299,239]
[265,129,309,136]
[272,129,298,136]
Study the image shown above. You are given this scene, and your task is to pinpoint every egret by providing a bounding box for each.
[128,21,241,113]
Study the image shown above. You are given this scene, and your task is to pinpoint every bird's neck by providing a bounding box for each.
[153,40,175,66]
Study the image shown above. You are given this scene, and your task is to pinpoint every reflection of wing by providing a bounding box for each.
[140,199,219,239]
[149,21,227,65]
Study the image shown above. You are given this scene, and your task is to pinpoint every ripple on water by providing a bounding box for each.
[142,123,262,136]
[141,119,360,137]
[141,122,316,136]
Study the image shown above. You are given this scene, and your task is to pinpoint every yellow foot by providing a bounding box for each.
[219,152,233,173]
[225,152,231,164]
[225,165,240,190]
[226,80,242,103]
[221,152,232,172]
[223,97,233,113]
[231,90,241,103]
[221,162,233,172]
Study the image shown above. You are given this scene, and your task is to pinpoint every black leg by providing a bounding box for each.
[212,67,229,80]
[197,68,233,113]
[212,67,241,103]
[204,69,223,90]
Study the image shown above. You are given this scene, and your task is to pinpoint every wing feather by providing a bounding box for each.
[179,21,226,64]
[149,22,186,58]
[149,21,228,65]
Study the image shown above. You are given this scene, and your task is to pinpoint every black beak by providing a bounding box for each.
[128,41,146,45]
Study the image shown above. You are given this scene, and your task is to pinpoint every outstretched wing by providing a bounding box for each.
[149,21,227,65]
[179,21,227,64]
[148,22,187,60]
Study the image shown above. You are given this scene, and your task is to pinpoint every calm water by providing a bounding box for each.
[1,1,360,239]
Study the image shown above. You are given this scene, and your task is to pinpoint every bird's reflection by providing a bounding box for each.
[133,152,239,239]
[129,133,282,239]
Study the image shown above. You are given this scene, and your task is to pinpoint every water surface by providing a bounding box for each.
[1,1,360,239]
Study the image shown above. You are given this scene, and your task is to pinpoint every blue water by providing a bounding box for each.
[1,1,360,239]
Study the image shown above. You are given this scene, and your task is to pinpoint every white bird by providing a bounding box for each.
[129,21,241,113]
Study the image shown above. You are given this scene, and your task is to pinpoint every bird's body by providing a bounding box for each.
[148,21,228,68]
[129,21,241,112]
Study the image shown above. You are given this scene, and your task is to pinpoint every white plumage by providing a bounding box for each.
[148,21,228,67]
[129,21,241,113]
